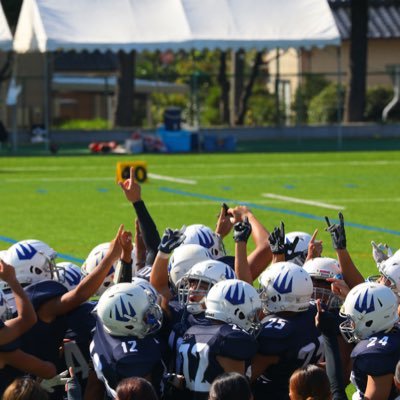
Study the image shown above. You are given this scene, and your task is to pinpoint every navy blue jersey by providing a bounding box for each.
[91,316,165,399]
[179,321,258,398]
[65,301,96,360]
[253,304,324,400]
[0,320,20,351]
[0,281,68,396]
[20,280,68,368]
[168,311,208,374]
[351,326,400,400]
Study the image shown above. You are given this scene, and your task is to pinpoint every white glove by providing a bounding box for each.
[371,241,391,266]
[40,370,70,393]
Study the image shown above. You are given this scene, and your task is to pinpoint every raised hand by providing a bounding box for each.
[371,241,391,265]
[0,259,17,284]
[233,216,252,243]
[314,299,337,336]
[107,225,125,261]
[215,203,234,239]
[268,221,286,254]
[119,230,133,262]
[158,226,186,255]
[326,277,350,301]
[134,219,146,267]
[307,229,323,259]
[118,167,142,203]
[325,212,346,250]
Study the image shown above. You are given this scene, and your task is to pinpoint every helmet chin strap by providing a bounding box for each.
[187,297,206,314]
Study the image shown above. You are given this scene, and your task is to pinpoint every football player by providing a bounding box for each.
[340,282,400,400]
[90,281,165,398]
[179,279,260,399]
[0,257,56,395]
[253,262,324,400]
[0,227,127,394]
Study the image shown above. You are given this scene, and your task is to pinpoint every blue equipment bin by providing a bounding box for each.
[157,126,191,152]
[203,134,236,152]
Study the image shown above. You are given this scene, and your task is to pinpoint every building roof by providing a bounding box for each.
[52,74,189,95]
[328,0,400,39]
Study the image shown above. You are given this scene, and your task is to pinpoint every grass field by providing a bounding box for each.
[1,149,399,397]
[0,150,399,281]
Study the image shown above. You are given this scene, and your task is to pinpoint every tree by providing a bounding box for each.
[344,0,369,122]
[114,51,135,127]
[217,51,230,125]
[236,51,263,125]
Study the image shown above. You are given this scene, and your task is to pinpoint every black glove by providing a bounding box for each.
[268,221,286,254]
[325,212,346,250]
[158,227,186,254]
[316,307,339,337]
[233,217,252,243]
[284,236,300,261]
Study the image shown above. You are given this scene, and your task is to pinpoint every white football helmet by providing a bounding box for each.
[168,244,212,293]
[0,288,12,321]
[284,231,311,266]
[339,282,399,343]
[131,277,160,303]
[303,257,342,309]
[205,279,261,334]
[96,282,163,338]
[377,257,400,299]
[178,260,236,314]
[53,262,83,291]
[81,243,116,296]
[3,240,58,287]
[182,224,226,259]
[82,243,135,297]
[259,262,313,313]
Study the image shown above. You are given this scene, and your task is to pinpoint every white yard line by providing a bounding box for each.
[148,173,197,185]
[262,193,345,210]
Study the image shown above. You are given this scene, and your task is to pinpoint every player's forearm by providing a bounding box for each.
[150,254,171,299]
[8,278,36,327]
[235,242,252,284]
[133,200,161,259]
[336,249,364,289]
[75,253,118,302]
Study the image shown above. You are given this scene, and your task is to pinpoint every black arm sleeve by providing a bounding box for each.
[323,332,348,400]
[322,328,348,400]
[318,309,348,400]
[133,200,161,265]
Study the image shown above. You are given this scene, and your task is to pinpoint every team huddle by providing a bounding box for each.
[1,167,400,400]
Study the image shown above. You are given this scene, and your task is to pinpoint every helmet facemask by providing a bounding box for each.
[178,276,212,315]
[311,278,342,310]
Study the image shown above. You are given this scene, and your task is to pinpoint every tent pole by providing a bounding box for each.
[43,52,52,151]
[336,46,343,149]
[275,48,280,126]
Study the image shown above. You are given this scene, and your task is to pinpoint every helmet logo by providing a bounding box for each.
[273,271,293,294]
[16,244,37,260]
[225,266,235,279]
[198,229,214,249]
[64,269,81,286]
[114,297,136,322]
[354,289,375,314]
[107,266,115,276]
[225,283,245,305]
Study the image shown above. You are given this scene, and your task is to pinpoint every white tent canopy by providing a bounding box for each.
[0,3,12,51]
[14,0,340,53]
